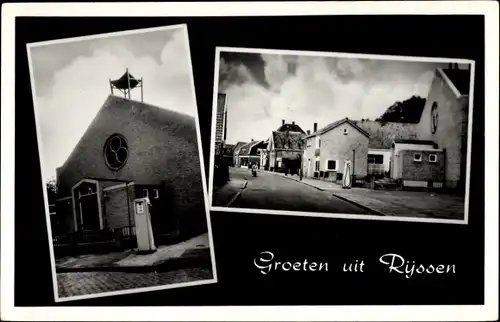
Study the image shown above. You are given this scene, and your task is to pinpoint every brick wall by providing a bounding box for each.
[103,186,133,229]
[400,150,445,181]
[319,122,369,178]
[56,96,207,238]
[416,69,468,188]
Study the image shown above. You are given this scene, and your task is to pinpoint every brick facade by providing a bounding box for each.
[56,95,207,240]
[399,150,445,182]
[416,69,469,189]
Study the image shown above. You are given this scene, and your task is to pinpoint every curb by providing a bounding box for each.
[266,171,325,191]
[224,179,247,207]
[330,193,387,217]
[56,248,212,274]
[266,171,388,217]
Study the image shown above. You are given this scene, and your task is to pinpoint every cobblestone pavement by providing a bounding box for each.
[57,268,213,298]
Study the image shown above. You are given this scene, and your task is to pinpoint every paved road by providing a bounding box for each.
[227,168,370,214]
[57,268,213,298]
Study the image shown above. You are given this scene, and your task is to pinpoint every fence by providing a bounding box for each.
[368,163,385,176]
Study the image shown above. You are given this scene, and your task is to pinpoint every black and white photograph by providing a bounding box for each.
[209,47,475,224]
[27,24,217,301]
[2,2,497,321]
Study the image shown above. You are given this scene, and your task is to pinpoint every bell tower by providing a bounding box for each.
[109,68,144,102]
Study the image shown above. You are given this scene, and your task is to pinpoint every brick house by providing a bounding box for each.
[303,118,370,181]
[268,120,306,174]
[232,141,247,166]
[236,140,267,168]
[414,65,471,190]
[54,95,207,247]
[390,139,445,188]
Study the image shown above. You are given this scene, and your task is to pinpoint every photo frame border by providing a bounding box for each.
[25,23,219,303]
[208,46,475,226]
[1,2,498,321]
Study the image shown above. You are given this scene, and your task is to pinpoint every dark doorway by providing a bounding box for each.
[79,193,100,230]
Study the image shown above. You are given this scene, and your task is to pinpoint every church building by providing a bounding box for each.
[54,71,207,248]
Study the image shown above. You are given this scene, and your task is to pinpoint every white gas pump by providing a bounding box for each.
[342,160,352,189]
[133,197,156,252]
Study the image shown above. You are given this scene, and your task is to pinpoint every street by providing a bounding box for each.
[57,268,213,298]
[218,167,370,215]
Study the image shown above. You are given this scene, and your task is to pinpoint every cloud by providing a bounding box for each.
[34,28,195,179]
[219,53,444,144]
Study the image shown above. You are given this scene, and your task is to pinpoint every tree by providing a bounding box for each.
[46,177,57,203]
[376,95,426,123]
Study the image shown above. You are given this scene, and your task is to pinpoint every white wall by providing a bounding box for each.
[368,149,391,172]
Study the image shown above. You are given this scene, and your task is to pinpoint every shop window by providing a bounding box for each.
[368,154,384,164]
[326,160,338,171]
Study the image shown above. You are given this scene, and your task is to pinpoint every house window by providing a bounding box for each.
[326,160,338,171]
[315,157,320,171]
[153,189,159,199]
[368,154,384,164]
[428,154,437,163]
[343,128,348,135]
[315,136,321,149]
[142,189,149,198]
[413,153,422,162]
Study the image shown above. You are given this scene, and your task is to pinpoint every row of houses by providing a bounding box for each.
[228,65,471,191]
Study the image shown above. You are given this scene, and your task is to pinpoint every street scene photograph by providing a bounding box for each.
[28,24,216,301]
[210,48,474,223]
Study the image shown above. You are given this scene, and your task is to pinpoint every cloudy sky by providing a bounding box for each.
[30,26,195,180]
[218,52,459,145]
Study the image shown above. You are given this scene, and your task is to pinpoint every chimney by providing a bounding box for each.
[313,123,318,132]
[282,119,285,126]
[306,130,310,135]
[292,121,295,125]
[251,138,254,142]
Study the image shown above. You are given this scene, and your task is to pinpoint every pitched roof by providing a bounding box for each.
[239,140,265,156]
[271,131,306,150]
[307,118,370,138]
[277,123,305,134]
[233,141,248,155]
[352,120,419,149]
[442,68,470,96]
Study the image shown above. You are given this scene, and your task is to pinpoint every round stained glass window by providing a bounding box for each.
[104,134,129,171]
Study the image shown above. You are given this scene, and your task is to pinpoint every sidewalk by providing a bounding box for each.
[55,233,212,273]
[212,175,247,207]
[267,171,465,220]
